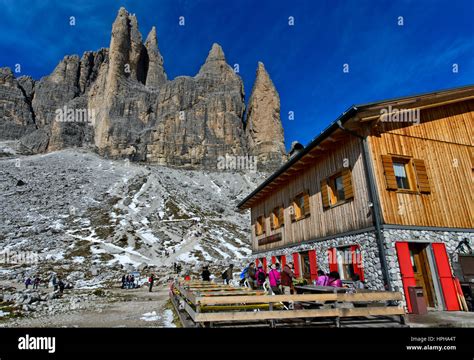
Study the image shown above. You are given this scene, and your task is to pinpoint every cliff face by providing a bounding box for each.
[0,68,36,139]
[0,7,286,171]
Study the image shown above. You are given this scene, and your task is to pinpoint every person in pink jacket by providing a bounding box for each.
[316,270,329,286]
[327,271,343,287]
[268,263,282,294]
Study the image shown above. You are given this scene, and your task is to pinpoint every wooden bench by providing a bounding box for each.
[170,280,406,327]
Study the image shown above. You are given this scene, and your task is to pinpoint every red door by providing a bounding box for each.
[271,256,276,264]
[328,248,338,272]
[396,242,417,313]
[432,243,460,311]
[308,250,318,281]
[292,253,300,277]
[351,245,365,281]
[262,257,267,273]
[281,255,286,268]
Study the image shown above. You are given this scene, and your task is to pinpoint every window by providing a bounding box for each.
[299,252,312,282]
[329,245,364,281]
[381,155,431,193]
[292,192,310,221]
[255,216,265,236]
[270,206,284,229]
[328,173,346,205]
[321,169,354,209]
[393,160,411,190]
[336,247,355,281]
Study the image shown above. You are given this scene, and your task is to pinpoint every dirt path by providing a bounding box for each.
[2,285,175,328]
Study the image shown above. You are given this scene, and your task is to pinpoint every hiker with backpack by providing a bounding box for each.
[268,263,281,294]
[24,277,32,289]
[222,264,234,285]
[201,266,211,281]
[148,273,155,292]
[245,262,257,289]
[281,262,295,294]
[255,265,266,289]
[316,270,329,286]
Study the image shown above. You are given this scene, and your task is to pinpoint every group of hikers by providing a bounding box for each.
[121,274,138,289]
[198,261,365,295]
[24,273,69,294]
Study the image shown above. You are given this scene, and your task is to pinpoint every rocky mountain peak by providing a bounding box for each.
[206,43,226,62]
[245,61,286,171]
[144,26,167,87]
[1,7,287,172]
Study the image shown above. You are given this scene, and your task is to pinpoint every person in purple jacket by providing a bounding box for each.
[316,270,329,286]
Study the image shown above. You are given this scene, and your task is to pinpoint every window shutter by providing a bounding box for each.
[278,206,284,226]
[271,256,277,264]
[381,155,398,190]
[303,192,310,216]
[328,248,338,273]
[290,204,296,222]
[308,250,318,281]
[342,168,354,199]
[321,179,330,208]
[413,159,431,194]
[270,212,275,230]
[292,253,300,277]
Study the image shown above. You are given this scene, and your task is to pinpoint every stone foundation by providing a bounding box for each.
[252,228,474,309]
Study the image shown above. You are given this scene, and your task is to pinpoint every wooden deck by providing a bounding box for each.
[169,280,406,328]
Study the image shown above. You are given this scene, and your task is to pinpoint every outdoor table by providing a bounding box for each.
[294,285,350,294]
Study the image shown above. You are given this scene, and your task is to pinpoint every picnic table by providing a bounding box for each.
[295,285,350,294]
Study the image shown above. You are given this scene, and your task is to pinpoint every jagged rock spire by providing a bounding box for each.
[245,62,286,171]
[145,26,167,87]
[106,7,146,92]
[196,43,237,81]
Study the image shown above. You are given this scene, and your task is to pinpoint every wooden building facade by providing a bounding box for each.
[237,85,474,312]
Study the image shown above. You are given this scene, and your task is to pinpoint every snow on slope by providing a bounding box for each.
[0,147,266,284]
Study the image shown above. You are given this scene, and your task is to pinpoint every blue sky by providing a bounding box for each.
[0,0,473,148]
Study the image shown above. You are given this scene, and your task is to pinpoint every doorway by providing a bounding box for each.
[408,243,436,307]
[299,252,312,283]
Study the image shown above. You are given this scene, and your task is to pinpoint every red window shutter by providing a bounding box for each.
[308,250,318,281]
[432,243,460,311]
[292,253,300,277]
[350,245,364,281]
[261,257,268,273]
[395,242,417,313]
[271,256,276,264]
[255,258,259,267]
[328,248,338,273]
[281,255,286,268]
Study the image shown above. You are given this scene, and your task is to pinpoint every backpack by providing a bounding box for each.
[240,267,249,280]
[257,271,266,284]
[221,270,228,279]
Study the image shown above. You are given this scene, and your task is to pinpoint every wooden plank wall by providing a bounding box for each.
[250,137,372,252]
[369,100,474,228]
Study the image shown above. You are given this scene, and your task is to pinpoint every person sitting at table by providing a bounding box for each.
[327,271,342,287]
[316,270,329,286]
[351,273,365,290]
